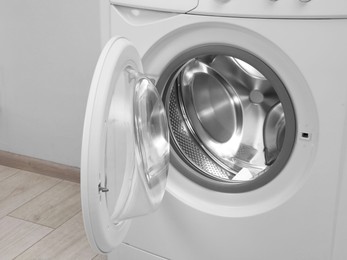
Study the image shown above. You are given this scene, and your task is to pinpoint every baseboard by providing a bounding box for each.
[0,150,80,183]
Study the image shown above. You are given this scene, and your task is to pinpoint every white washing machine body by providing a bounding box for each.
[81,1,347,259]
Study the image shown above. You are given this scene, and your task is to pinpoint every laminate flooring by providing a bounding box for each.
[0,165,106,260]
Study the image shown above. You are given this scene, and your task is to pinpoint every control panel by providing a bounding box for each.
[190,0,347,18]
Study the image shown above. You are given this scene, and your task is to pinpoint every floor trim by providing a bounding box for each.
[0,150,80,183]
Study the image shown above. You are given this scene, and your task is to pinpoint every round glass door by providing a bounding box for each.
[81,37,169,254]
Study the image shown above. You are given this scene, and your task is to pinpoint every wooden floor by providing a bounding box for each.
[0,165,106,260]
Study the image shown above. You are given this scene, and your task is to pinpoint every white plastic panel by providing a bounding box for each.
[110,0,198,13]
[191,0,347,18]
[108,243,168,260]
[108,8,347,259]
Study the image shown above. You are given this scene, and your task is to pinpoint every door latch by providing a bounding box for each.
[98,183,109,193]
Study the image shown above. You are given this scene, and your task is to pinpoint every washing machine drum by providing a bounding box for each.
[161,49,296,192]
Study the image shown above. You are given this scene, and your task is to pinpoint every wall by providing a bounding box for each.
[0,0,101,167]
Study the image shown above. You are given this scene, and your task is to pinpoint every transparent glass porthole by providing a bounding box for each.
[160,46,296,192]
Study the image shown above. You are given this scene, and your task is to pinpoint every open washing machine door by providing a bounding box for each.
[81,37,170,254]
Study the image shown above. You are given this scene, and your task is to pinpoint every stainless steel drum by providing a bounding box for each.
[159,46,296,192]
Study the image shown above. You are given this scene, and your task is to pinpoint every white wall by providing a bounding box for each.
[0,0,101,167]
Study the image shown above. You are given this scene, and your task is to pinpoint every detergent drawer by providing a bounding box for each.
[110,0,198,13]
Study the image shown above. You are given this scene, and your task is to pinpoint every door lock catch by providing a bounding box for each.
[98,183,109,193]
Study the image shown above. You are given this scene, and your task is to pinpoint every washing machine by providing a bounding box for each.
[81,1,347,259]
